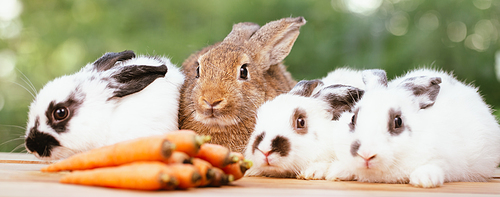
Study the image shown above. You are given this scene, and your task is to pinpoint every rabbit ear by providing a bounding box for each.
[223,22,261,45]
[289,80,323,97]
[313,85,364,121]
[108,64,168,99]
[93,50,136,72]
[362,69,388,89]
[398,76,442,109]
[248,17,306,69]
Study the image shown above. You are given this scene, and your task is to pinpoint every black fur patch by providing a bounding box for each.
[349,108,358,132]
[400,76,441,109]
[110,64,168,98]
[313,85,364,121]
[25,118,61,157]
[289,80,323,97]
[45,92,83,133]
[93,50,136,72]
[252,132,265,154]
[350,140,360,157]
[271,135,291,157]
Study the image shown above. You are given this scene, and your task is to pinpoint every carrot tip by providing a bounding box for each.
[227,174,235,183]
[240,159,253,174]
[161,140,176,158]
[229,154,240,164]
[192,171,202,185]
[195,135,211,147]
[206,168,216,181]
[159,173,179,190]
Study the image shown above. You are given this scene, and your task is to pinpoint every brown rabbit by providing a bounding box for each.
[178,17,306,152]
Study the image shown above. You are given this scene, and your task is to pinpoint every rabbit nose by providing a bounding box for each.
[358,153,377,161]
[262,150,272,157]
[203,98,224,108]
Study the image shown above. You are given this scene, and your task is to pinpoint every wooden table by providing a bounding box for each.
[1,153,500,197]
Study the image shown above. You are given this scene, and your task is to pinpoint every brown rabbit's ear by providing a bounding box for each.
[248,17,306,69]
[223,22,261,45]
[93,50,136,72]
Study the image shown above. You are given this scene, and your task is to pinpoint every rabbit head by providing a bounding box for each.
[244,79,364,178]
[179,17,306,152]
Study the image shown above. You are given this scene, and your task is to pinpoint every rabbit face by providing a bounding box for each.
[192,47,262,126]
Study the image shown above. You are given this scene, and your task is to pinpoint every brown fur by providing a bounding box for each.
[178,17,306,152]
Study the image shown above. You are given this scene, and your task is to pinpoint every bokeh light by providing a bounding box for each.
[447,21,467,42]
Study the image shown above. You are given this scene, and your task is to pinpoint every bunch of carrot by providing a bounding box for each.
[41,130,253,191]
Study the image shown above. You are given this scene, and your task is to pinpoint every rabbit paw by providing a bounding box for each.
[410,164,445,188]
[325,162,355,181]
[297,162,329,180]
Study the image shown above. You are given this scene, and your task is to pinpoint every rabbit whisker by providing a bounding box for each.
[10,143,27,153]
[0,137,25,147]
[16,68,38,95]
[9,81,36,99]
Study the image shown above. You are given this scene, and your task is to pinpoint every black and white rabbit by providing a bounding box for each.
[326,68,500,188]
[24,50,185,160]
[244,68,366,178]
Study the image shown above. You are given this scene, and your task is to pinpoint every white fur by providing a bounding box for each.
[244,94,337,178]
[326,68,500,188]
[25,54,185,160]
[244,67,365,179]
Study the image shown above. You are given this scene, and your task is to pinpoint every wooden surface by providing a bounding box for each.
[1,153,500,197]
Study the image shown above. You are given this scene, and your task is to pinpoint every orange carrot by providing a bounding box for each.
[164,151,192,164]
[42,135,175,172]
[207,167,233,187]
[165,130,210,157]
[222,159,253,180]
[60,161,179,191]
[168,164,202,189]
[191,158,215,186]
[195,144,239,168]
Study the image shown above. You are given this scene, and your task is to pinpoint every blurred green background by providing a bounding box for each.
[0,0,499,152]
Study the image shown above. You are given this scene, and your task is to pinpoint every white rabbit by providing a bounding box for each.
[24,50,185,160]
[244,68,367,178]
[326,68,500,188]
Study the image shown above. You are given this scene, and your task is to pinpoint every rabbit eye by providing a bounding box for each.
[394,116,403,128]
[53,107,69,121]
[296,117,306,129]
[239,64,248,80]
[195,66,200,78]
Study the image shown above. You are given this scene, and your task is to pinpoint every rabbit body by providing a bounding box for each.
[326,68,500,188]
[244,68,366,178]
[25,51,185,160]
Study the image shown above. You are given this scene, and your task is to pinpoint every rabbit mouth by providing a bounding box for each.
[194,112,240,126]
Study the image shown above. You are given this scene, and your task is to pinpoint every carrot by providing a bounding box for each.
[222,159,253,180]
[195,144,239,168]
[165,130,211,157]
[207,167,233,187]
[164,151,192,164]
[41,135,175,172]
[60,162,179,191]
[168,164,202,189]
[191,158,215,186]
